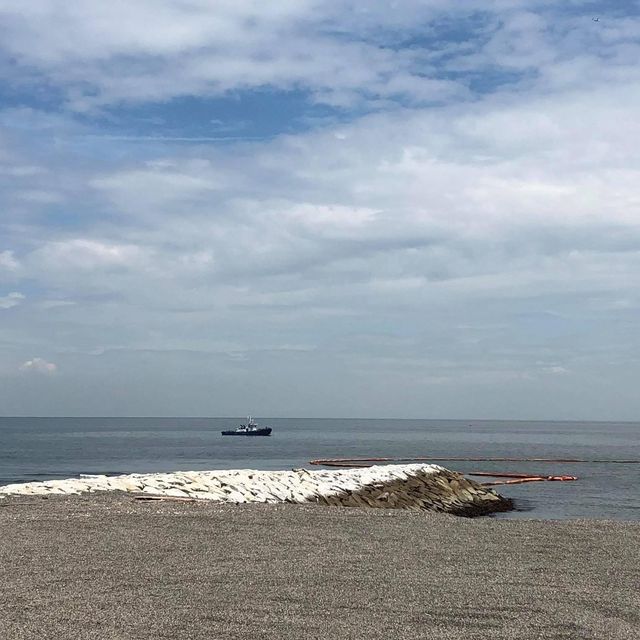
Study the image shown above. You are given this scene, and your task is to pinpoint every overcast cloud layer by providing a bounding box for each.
[1,1,639,419]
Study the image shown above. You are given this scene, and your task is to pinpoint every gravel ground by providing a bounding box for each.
[1,493,638,640]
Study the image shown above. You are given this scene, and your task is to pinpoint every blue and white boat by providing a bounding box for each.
[221,416,272,436]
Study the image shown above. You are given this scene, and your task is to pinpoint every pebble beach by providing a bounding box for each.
[1,464,639,639]
[1,493,639,640]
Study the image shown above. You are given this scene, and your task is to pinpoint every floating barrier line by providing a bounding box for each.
[471,472,578,486]
[469,472,576,479]
[307,457,614,486]
[481,478,576,486]
[309,456,640,466]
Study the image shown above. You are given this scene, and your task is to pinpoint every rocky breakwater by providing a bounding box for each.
[0,464,513,517]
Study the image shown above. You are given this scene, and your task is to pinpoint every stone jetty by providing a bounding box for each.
[0,464,513,516]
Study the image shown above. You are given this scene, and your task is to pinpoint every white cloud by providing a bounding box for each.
[0,291,24,309]
[0,0,454,108]
[6,1,623,109]
[540,365,570,376]
[283,203,377,233]
[91,160,224,219]
[0,251,19,271]
[19,357,57,374]
[11,72,639,314]
[38,299,76,310]
[30,239,147,271]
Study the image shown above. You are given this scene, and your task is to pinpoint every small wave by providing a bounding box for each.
[24,472,72,478]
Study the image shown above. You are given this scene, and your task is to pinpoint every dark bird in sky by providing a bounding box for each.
[592,17,600,22]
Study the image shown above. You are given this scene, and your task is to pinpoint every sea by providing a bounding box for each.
[1,417,638,520]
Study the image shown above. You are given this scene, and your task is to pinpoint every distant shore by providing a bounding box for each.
[1,493,638,639]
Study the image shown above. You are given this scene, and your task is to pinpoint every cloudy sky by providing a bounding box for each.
[1,1,639,419]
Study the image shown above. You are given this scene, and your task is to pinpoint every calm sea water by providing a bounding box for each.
[1,417,638,520]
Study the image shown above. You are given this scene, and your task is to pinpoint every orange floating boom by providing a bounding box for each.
[308,457,585,486]
[309,456,639,466]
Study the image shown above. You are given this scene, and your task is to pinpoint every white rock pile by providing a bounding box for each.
[0,464,513,516]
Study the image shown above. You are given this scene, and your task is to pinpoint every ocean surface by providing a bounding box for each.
[1,417,638,520]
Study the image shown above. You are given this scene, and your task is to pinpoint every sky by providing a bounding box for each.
[1,0,639,419]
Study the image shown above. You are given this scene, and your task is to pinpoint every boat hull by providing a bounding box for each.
[221,428,272,436]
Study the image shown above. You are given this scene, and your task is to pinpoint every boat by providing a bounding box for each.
[221,416,272,436]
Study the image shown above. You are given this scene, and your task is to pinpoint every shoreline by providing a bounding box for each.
[2,493,639,639]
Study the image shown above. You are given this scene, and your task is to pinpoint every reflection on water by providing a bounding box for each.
[1,417,638,520]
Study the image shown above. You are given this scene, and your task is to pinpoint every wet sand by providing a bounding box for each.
[1,494,638,639]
